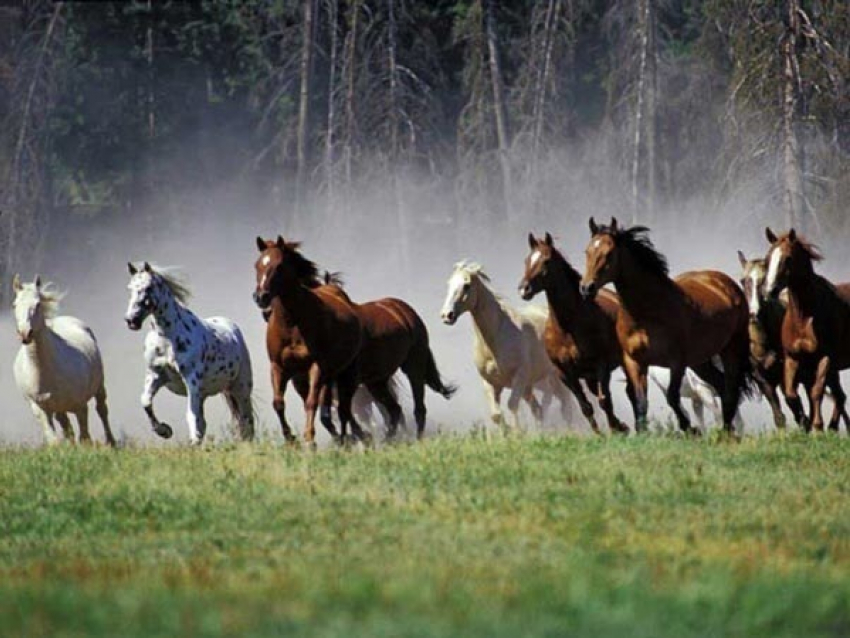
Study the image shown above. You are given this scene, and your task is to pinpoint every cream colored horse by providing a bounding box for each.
[441,261,575,432]
[12,275,116,446]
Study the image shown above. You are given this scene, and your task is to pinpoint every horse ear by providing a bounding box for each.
[737,250,747,268]
[527,232,536,250]
[256,236,266,252]
[34,275,42,290]
[589,217,598,235]
[128,262,138,275]
[143,262,152,273]
[276,235,286,249]
[544,232,554,247]
[765,227,777,244]
[12,274,21,292]
[610,217,619,232]
[788,228,797,242]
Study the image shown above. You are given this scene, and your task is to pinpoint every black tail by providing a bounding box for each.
[425,348,457,399]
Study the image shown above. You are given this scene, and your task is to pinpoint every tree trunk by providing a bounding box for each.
[295,0,316,226]
[483,0,512,221]
[342,0,361,201]
[782,0,806,232]
[324,0,339,216]
[532,0,559,158]
[631,0,655,224]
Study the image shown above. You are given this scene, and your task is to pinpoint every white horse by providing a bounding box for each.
[12,275,116,446]
[125,262,254,444]
[441,261,575,431]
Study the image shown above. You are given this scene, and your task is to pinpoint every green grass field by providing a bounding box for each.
[0,434,848,637]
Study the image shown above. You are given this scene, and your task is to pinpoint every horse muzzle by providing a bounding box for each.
[579,282,598,300]
[17,330,33,345]
[441,310,457,326]
[518,282,534,301]
[125,317,142,331]
[253,290,271,310]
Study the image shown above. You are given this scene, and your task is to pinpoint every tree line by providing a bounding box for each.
[0,0,847,301]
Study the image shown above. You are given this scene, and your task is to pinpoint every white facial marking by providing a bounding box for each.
[748,271,760,315]
[529,250,542,268]
[261,255,271,266]
[593,239,602,249]
[766,248,782,293]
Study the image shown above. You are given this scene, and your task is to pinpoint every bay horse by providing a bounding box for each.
[255,236,455,442]
[737,251,789,429]
[440,260,576,433]
[580,218,752,434]
[12,275,116,446]
[519,233,631,434]
[763,228,850,432]
[125,263,255,444]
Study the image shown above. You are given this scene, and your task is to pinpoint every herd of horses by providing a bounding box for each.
[9,218,850,447]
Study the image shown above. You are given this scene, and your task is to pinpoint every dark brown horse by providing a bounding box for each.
[254,236,368,444]
[737,251,789,429]
[763,228,850,432]
[518,232,631,434]
[256,237,455,441]
[580,218,752,434]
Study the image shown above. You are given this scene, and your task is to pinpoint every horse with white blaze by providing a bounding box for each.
[12,275,116,446]
[125,262,254,444]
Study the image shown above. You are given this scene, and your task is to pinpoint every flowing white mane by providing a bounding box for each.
[16,281,65,320]
[453,260,491,282]
[136,264,193,304]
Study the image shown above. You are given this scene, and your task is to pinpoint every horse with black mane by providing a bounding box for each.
[580,218,752,434]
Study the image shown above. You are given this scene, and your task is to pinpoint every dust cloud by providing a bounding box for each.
[1,150,847,446]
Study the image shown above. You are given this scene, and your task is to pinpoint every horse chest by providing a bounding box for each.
[785,322,817,355]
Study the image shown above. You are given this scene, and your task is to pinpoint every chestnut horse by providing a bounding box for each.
[763,228,850,432]
[254,237,368,444]
[519,232,631,434]
[737,251,789,429]
[580,218,752,434]
[256,237,455,441]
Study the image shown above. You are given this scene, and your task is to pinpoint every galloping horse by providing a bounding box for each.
[580,218,752,434]
[441,260,575,433]
[13,275,116,446]
[737,251,789,429]
[763,228,850,431]
[519,233,631,434]
[125,263,255,444]
[254,237,367,444]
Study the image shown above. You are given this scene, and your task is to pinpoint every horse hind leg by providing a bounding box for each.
[365,379,403,441]
[224,390,255,442]
[826,370,846,433]
[95,386,117,447]
[337,367,371,446]
[55,412,75,444]
[591,371,628,435]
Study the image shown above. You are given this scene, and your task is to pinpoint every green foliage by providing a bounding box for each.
[0,436,848,636]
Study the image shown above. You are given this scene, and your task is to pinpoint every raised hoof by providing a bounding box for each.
[153,423,174,439]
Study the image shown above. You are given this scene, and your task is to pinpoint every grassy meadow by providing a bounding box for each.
[0,434,848,637]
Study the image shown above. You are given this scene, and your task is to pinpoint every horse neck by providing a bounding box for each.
[468,279,508,351]
[23,324,59,374]
[151,291,198,342]
[273,280,328,343]
[543,256,582,330]
[785,257,819,315]
[611,247,676,317]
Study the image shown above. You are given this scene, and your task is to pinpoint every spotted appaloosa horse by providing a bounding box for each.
[763,228,850,432]
[581,218,753,435]
[125,262,254,444]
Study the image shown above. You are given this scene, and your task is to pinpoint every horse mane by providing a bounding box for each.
[602,224,669,278]
[18,281,64,318]
[322,270,345,287]
[279,242,323,286]
[148,265,192,304]
[793,235,823,262]
[454,260,491,283]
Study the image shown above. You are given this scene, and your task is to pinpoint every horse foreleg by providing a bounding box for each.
[623,356,648,433]
[31,402,58,446]
[73,406,92,444]
[594,369,628,435]
[185,382,207,445]
[809,356,830,432]
[482,381,503,433]
[271,364,297,443]
[783,356,808,430]
[561,372,599,434]
[95,386,117,446]
[55,412,74,443]
[303,363,324,445]
[826,370,846,433]
[142,369,172,439]
[366,380,403,441]
[664,365,693,434]
[337,366,371,445]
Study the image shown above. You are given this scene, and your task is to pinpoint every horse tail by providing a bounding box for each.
[424,347,457,399]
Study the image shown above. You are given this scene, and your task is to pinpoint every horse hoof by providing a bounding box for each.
[154,423,174,439]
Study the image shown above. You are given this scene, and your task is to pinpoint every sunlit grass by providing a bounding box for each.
[0,435,848,637]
